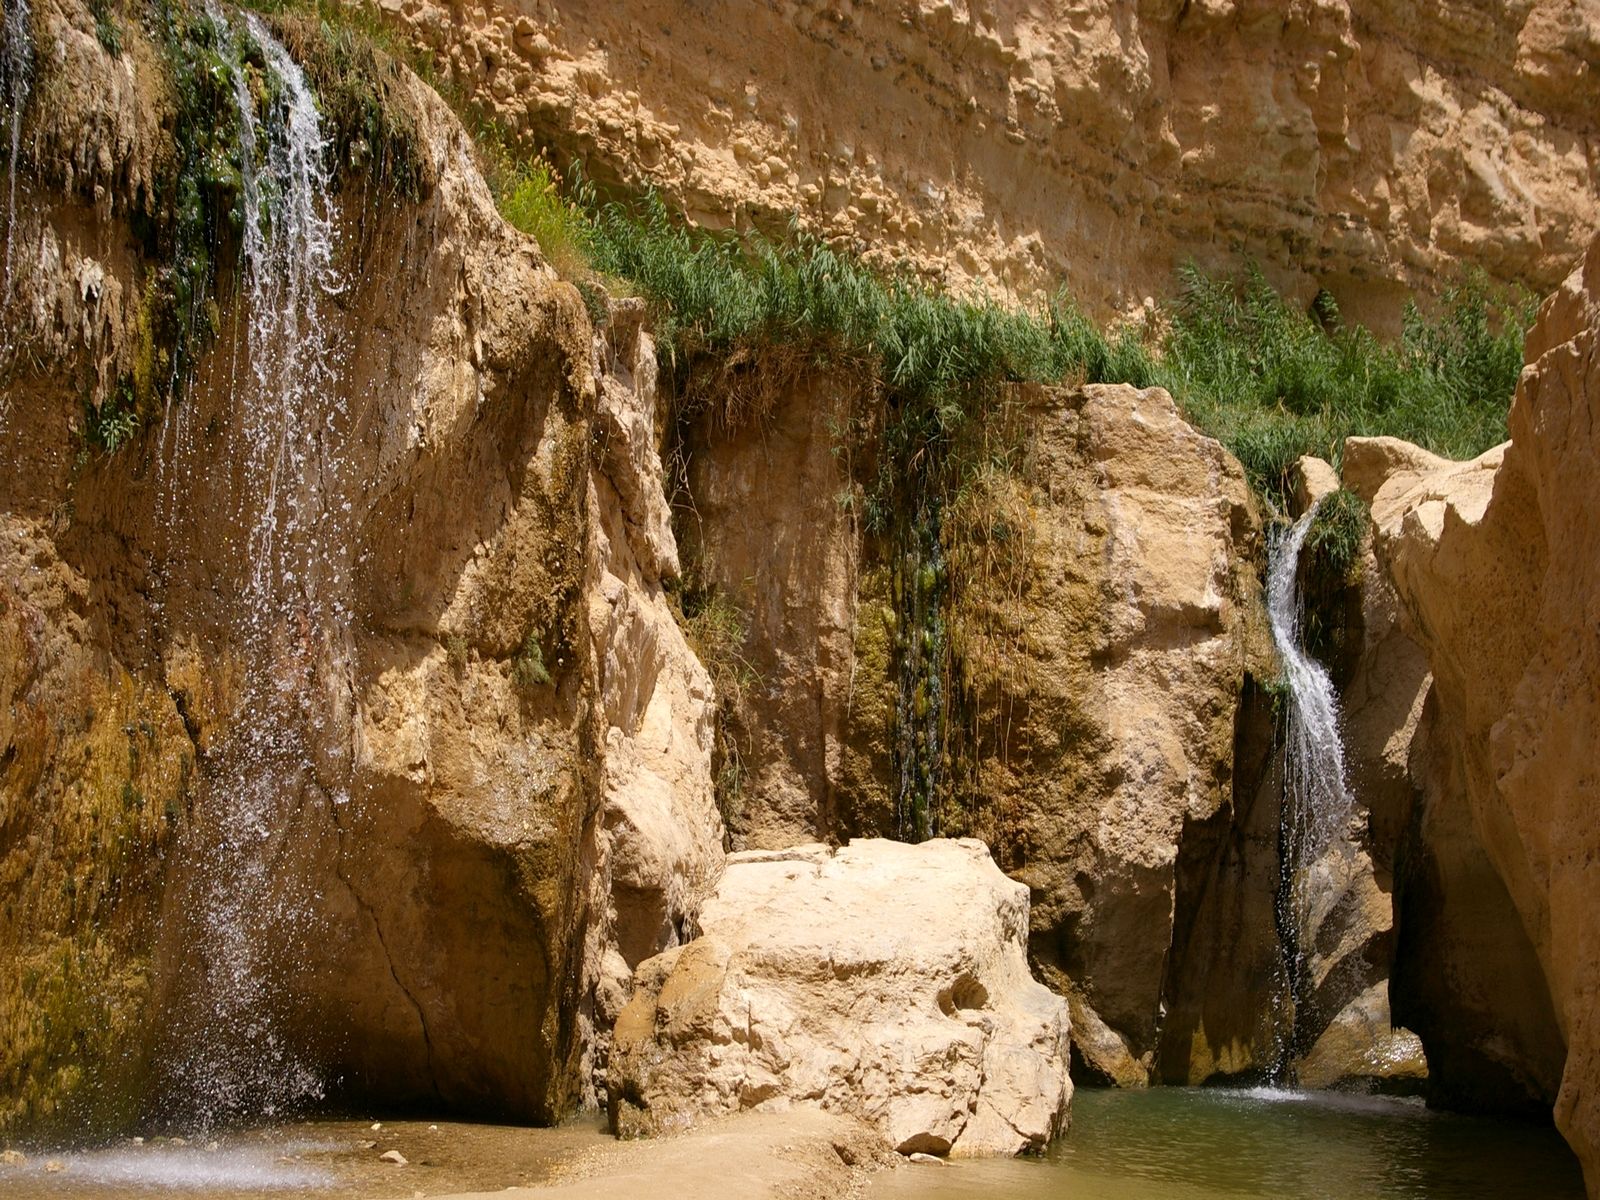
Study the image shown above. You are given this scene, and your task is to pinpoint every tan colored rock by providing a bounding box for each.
[607,839,1071,1158]
[1359,238,1600,1190]
[0,0,719,1133]
[580,304,726,1104]
[1293,455,1342,515]
[385,0,1598,325]
[953,384,1264,1084]
[677,372,868,850]
[1298,983,1427,1092]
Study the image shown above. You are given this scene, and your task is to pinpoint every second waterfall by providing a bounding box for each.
[1264,499,1360,1080]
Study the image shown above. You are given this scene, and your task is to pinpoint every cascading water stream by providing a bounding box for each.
[1264,499,1358,1080]
[1,0,33,361]
[154,6,354,1128]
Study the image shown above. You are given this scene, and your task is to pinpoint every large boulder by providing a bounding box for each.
[607,839,1071,1157]
[1349,235,1600,1190]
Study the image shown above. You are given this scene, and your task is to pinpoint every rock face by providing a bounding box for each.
[0,0,724,1133]
[1349,235,1600,1189]
[677,380,1282,1087]
[387,0,1598,323]
[607,839,1071,1157]
[580,303,726,1102]
[962,384,1264,1086]
[676,371,869,850]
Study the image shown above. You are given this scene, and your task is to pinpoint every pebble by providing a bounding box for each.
[380,1150,409,1166]
[130,1137,144,1145]
[44,1159,66,1173]
[370,1122,383,1131]
[360,1140,378,1150]
[0,1150,26,1166]
[907,1152,944,1165]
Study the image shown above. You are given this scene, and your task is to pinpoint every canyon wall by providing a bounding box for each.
[4,0,1596,1178]
[1349,234,1600,1189]
[388,0,1600,324]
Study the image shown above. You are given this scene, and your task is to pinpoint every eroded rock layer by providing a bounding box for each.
[1349,234,1600,1190]
[387,0,1600,323]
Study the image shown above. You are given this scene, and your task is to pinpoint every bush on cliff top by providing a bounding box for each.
[1161,264,1533,501]
[553,190,1533,510]
[476,159,1526,509]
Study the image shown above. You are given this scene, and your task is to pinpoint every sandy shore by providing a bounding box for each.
[433,1111,898,1200]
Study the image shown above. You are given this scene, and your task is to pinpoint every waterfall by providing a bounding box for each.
[156,6,352,1127]
[1,0,32,334]
[1264,499,1357,1078]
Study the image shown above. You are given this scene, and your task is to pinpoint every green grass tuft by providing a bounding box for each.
[1304,488,1370,585]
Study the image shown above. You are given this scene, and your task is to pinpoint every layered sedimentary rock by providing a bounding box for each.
[607,838,1071,1157]
[386,0,1600,323]
[1349,234,1600,1189]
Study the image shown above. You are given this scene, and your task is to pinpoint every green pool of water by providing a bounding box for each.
[873,1087,1586,1200]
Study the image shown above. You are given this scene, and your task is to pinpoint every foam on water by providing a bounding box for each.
[16,1145,333,1190]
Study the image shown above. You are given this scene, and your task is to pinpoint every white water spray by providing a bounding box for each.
[158,7,353,1127]
[1264,500,1358,1076]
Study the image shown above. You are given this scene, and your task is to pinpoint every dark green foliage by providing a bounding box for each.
[512,629,552,692]
[78,0,422,458]
[81,384,141,457]
[89,0,123,55]
[260,0,425,198]
[150,0,249,405]
[584,194,1135,419]
[1304,488,1369,586]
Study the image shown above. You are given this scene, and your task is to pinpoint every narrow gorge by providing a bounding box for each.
[0,1,1596,1198]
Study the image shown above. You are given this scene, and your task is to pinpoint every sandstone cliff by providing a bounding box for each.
[0,0,724,1132]
[1349,234,1600,1191]
[386,0,1600,324]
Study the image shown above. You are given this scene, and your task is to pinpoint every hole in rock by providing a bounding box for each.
[937,972,989,1015]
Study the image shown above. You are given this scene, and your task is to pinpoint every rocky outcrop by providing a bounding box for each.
[386,0,1599,323]
[1349,235,1600,1189]
[607,839,1070,1157]
[676,371,869,850]
[976,384,1264,1086]
[676,380,1268,1085]
[1344,438,1567,1117]
[0,0,724,1134]
[580,302,726,1103]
